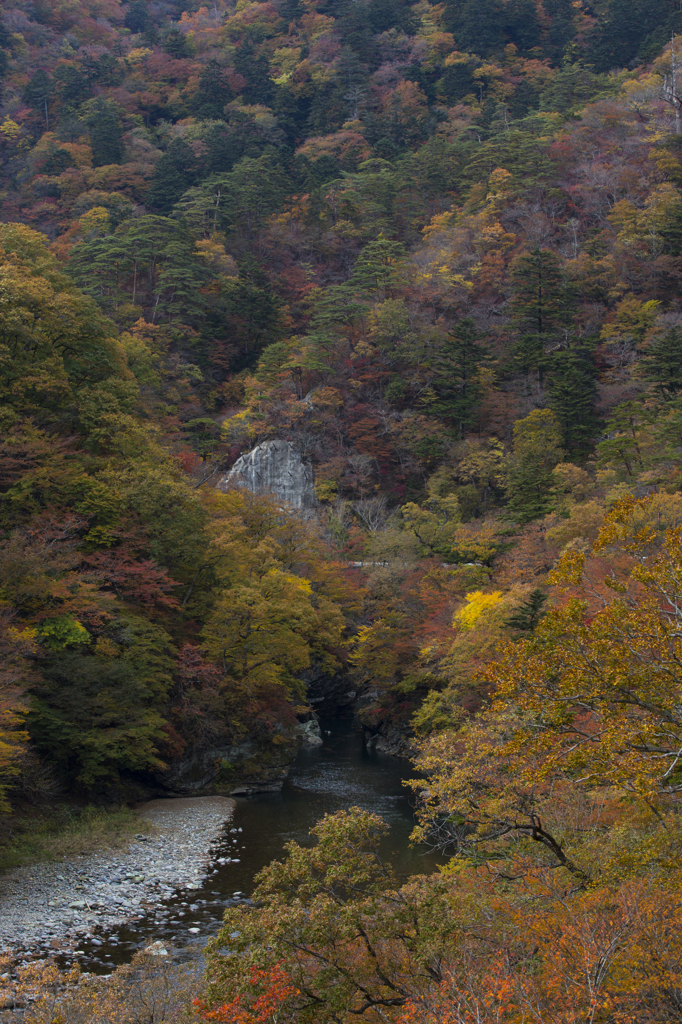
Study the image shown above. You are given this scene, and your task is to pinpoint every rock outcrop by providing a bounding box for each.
[154,735,298,796]
[354,688,417,758]
[218,440,315,510]
[302,664,358,716]
[294,712,324,748]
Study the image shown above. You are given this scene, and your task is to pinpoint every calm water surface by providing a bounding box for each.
[78,719,443,973]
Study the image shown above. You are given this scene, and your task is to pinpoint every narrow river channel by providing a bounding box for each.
[77,718,444,974]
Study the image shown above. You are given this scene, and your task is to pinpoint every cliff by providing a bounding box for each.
[218,440,316,510]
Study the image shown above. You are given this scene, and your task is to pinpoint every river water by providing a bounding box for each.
[79,718,443,974]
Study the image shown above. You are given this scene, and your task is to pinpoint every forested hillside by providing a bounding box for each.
[5,0,682,782]
[4,0,682,1015]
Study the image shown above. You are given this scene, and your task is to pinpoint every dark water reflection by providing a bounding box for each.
[78,719,444,974]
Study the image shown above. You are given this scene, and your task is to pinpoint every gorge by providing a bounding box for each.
[0,722,436,975]
[4,0,682,1015]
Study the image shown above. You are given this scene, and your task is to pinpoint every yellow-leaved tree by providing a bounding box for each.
[201,490,346,737]
[400,493,682,1022]
[414,492,682,856]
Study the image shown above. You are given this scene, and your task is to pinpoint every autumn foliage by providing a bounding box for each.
[194,963,298,1023]
[7,1,682,1019]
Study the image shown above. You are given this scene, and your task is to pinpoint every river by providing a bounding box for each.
[77,718,443,974]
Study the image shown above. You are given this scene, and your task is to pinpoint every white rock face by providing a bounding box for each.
[218,440,315,509]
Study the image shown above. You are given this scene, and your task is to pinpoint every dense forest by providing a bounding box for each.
[4,0,682,1017]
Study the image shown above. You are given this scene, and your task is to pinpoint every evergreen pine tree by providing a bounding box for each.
[642,327,682,398]
[443,0,506,56]
[351,235,406,295]
[54,64,91,114]
[502,0,542,54]
[234,41,275,106]
[162,27,191,59]
[124,0,149,32]
[335,2,376,64]
[596,401,651,479]
[279,0,304,22]
[335,46,369,120]
[505,588,548,633]
[585,0,682,72]
[0,15,11,53]
[539,63,612,115]
[541,0,577,62]
[23,70,53,128]
[547,347,599,459]
[148,139,200,214]
[505,408,564,523]
[86,99,123,167]
[509,246,570,388]
[191,60,234,120]
[368,0,417,35]
[429,318,490,438]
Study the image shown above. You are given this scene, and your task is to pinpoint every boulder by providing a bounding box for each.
[295,714,323,748]
[143,941,168,956]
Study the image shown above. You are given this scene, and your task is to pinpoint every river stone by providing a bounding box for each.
[0,795,236,963]
[217,440,315,510]
[143,941,169,956]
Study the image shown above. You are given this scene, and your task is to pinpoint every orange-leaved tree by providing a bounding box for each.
[194,962,298,1024]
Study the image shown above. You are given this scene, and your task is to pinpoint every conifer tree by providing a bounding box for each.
[190,60,234,120]
[585,0,682,72]
[429,318,490,438]
[234,41,275,106]
[505,408,564,523]
[162,26,191,59]
[54,64,91,114]
[443,0,506,55]
[542,0,577,61]
[83,98,123,167]
[23,70,53,129]
[643,326,682,397]
[148,139,199,214]
[547,347,599,458]
[335,46,369,120]
[124,0,149,32]
[509,247,570,388]
[505,588,548,633]
[351,235,406,296]
[502,0,542,53]
[596,401,650,479]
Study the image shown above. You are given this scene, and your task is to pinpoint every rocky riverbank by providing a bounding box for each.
[0,796,235,961]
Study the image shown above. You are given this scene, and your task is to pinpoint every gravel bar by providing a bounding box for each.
[0,796,235,959]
